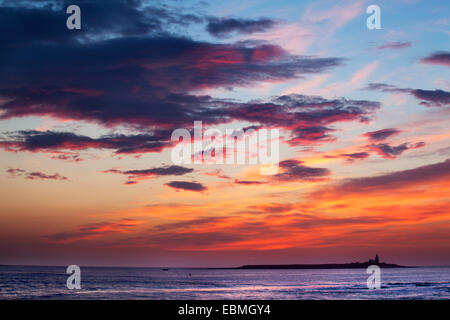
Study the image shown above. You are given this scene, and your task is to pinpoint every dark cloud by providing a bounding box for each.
[0,0,201,48]
[339,152,370,163]
[0,130,173,155]
[125,166,193,177]
[50,151,83,162]
[313,158,450,197]
[0,9,342,126]
[324,152,371,163]
[0,34,344,129]
[365,83,407,93]
[234,179,266,185]
[363,128,401,141]
[273,159,330,182]
[411,89,450,107]
[103,165,194,184]
[288,126,335,145]
[0,1,383,160]
[6,167,26,177]
[0,92,380,156]
[6,167,68,181]
[368,141,425,159]
[377,41,412,50]
[230,95,379,146]
[366,83,450,107]
[165,181,207,192]
[0,2,352,143]
[25,172,69,181]
[420,51,450,67]
[207,17,277,38]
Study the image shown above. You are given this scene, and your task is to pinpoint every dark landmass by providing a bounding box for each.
[235,255,413,269]
[236,262,411,269]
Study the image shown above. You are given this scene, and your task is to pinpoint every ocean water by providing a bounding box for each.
[0,265,449,299]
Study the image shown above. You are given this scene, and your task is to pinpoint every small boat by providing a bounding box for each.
[162,268,169,271]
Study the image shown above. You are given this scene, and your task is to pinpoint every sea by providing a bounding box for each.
[1,265,449,299]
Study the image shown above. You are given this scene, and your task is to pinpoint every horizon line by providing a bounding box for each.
[4,263,450,269]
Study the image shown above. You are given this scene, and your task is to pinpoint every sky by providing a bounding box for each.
[0,0,449,267]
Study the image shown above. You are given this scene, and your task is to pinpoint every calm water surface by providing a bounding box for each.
[1,265,449,299]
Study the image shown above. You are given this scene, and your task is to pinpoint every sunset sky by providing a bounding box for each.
[0,0,449,267]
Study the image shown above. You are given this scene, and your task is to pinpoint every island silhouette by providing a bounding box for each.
[235,255,412,269]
